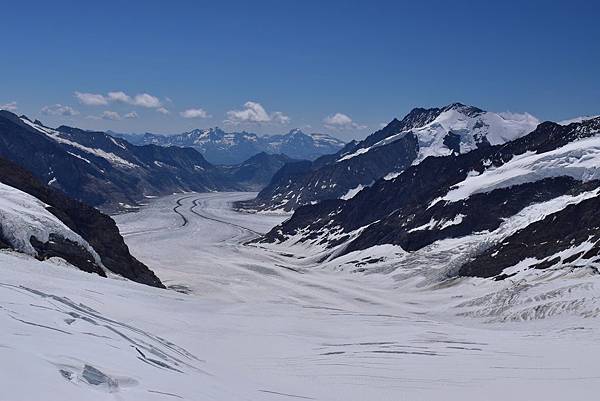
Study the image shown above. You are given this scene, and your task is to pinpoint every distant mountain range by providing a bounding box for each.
[113,128,345,165]
[257,115,600,281]
[237,103,540,212]
[0,111,301,210]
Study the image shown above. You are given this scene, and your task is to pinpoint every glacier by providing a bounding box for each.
[1,193,600,400]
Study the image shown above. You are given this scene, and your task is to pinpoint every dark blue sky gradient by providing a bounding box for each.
[1,0,598,139]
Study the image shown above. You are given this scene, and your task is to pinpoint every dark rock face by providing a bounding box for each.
[345,177,599,254]
[459,191,600,278]
[0,155,164,287]
[443,132,461,154]
[0,111,238,209]
[115,128,344,165]
[219,152,299,191]
[239,131,419,212]
[30,234,106,277]
[260,117,600,279]
[261,147,493,245]
[0,232,12,250]
[354,105,449,150]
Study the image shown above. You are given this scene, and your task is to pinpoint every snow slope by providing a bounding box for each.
[3,193,600,400]
[0,181,102,265]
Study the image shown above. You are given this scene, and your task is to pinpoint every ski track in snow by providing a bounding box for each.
[1,192,600,400]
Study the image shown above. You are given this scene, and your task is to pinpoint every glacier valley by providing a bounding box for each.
[1,192,600,400]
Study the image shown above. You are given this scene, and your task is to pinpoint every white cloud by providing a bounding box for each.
[156,107,170,115]
[133,93,162,108]
[323,112,366,130]
[180,108,210,119]
[124,111,138,119]
[272,111,290,124]
[324,112,351,126]
[107,91,132,103]
[74,92,109,106]
[75,90,163,109]
[225,101,290,125]
[41,104,79,116]
[1,101,18,112]
[101,111,122,121]
[226,101,269,123]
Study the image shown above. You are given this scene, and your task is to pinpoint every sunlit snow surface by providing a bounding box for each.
[0,182,103,265]
[337,109,539,164]
[2,192,600,400]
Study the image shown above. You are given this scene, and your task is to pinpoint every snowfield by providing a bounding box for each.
[2,192,600,400]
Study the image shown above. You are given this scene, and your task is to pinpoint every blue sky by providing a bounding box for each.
[1,0,598,140]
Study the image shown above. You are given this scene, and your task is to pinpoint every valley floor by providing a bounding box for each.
[1,192,600,400]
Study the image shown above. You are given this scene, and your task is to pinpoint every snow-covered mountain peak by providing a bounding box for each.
[338,104,539,164]
[407,105,539,162]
